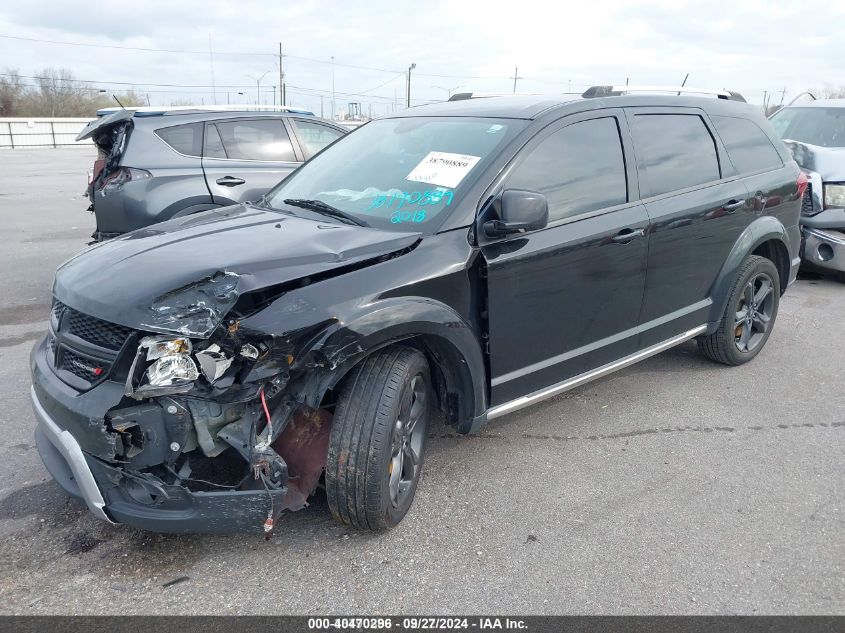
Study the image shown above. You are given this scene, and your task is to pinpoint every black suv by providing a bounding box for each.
[77,106,347,241]
[32,87,802,533]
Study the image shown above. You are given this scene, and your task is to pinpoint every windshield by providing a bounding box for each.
[769,107,845,147]
[264,116,524,233]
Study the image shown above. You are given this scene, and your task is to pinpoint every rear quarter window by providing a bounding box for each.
[630,114,720,197]
[208,119,296,162]
[292,119,345,156]
[712,115,783,174]
[155,123,203,157]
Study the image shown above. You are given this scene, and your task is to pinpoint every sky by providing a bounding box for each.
[1,0,843,116]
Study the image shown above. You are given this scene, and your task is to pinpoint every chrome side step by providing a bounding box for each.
[486,325,707,420]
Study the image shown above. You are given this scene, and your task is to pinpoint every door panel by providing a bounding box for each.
[481,112,648,406]
[638,181,751,346]
[626,108,754,347]
[202,118,301,206]
[484,204,650,405]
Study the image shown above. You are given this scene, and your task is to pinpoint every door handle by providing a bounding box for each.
[611,227,646,243]
[723,199,745,213]
[216,176,246,187]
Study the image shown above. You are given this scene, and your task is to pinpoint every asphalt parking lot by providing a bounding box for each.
[0,148,842,615]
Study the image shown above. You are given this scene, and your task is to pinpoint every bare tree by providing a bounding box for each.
[0,67,146,117]
[0,69,25,115]
[808,84,845,100]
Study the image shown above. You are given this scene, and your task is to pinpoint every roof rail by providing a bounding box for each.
[582,85,746,102]
[447,92,543,101]
[95,104,315,117]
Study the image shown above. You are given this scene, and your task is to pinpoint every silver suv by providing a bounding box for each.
[77,106,348,241]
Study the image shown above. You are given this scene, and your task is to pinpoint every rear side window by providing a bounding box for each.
[630,114,720,196]
[506,117,628,222]
[712,115,783,174]
[155,123,202,157]
[292,119,345,155]
[206,119,296,161]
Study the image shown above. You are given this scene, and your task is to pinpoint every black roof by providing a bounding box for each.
[382,94,763,121]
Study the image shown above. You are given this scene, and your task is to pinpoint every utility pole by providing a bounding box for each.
[320,95,324,118]
[279,42,285,106]
[511,66,522,93]
[779,86,787,106]
[272,85,276,106]
[331,56,336,120]
[407,62,416,107]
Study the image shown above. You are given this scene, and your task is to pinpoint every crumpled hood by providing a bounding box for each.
[784,140,845,181]
[54,204,421,336]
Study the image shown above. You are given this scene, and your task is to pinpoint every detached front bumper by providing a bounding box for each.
[802,226,845,273]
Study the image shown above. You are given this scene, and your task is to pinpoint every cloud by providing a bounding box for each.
[0,0,842,113]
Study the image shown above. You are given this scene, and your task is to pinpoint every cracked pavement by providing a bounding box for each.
[0,149,842,614]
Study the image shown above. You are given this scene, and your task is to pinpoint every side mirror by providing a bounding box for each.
[483,189,549,237]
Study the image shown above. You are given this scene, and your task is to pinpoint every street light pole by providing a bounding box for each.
[407,63,416,108]
[247,71,270,106]
[330,56,336,120]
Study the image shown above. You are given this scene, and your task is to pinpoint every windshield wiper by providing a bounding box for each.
[283,198,370,227]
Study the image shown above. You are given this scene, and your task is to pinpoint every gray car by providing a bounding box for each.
[77,106,348,241]
[769,99,845,280]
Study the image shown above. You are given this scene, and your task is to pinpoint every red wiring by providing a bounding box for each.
[259,386,273,436]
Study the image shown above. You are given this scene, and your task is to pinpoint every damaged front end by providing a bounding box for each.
[785,140,845,275]
[32,286,336,534]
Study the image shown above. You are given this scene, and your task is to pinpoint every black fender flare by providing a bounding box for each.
[305,298,487,432]
[706,215,791,331]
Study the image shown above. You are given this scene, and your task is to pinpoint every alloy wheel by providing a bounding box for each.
[734,273,775,353]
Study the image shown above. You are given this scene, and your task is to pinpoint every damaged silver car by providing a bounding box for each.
[770,99,845,280]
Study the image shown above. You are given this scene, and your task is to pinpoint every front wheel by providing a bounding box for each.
[326,346,431,531]
[697,255,780,366]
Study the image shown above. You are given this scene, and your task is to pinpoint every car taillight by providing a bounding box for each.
[796,171,809,199]
[796,172,819,217]
[98,167,152,193]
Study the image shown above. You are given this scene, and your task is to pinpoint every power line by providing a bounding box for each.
[0,33,511,80]
[4,73,431,104]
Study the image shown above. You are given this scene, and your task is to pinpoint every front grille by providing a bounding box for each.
[65,307,133,350]
[59,348,106,382]
[48,297,136,390]
[51,299,66,323]
[801,184,815,216]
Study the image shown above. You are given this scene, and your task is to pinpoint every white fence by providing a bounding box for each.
[0,118,92,148]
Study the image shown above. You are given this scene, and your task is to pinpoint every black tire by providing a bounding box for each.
[697,255,780,366]
[326,345,431,531]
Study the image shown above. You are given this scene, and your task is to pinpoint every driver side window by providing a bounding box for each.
[506,117,628,223]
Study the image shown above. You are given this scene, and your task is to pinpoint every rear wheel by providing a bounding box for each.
[326,346,431,531]
[697,255,780,366]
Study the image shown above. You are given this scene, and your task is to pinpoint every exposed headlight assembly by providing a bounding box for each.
[125,335,199,397]
[824,183,845,209]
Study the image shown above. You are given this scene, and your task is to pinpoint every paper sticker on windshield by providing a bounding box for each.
[406,152,481,189]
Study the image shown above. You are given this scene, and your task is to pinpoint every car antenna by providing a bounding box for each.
[112,95,127,110]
